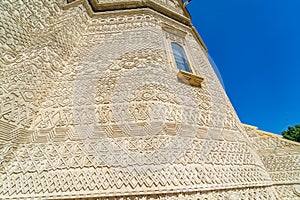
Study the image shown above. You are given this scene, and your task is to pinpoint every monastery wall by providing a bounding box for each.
[0,1,299,199]
[244,124,300,200]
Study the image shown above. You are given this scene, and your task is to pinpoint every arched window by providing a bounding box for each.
[171,42,191,72]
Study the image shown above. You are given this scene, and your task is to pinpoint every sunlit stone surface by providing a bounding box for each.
[0,0,299,199]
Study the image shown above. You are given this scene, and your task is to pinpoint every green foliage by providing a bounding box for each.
[282,124,300,142]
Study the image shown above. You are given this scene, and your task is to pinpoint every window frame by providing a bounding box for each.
[162,24,195,73]
[171,42,192,73]
[162,24,203,87]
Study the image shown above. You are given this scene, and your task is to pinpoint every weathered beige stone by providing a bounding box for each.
[0,0,299,199]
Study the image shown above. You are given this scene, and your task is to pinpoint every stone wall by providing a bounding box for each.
[0,1,299,199]
[244,124,300,200]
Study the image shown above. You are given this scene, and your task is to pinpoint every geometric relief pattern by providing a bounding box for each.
[252,135,300,183]
[76,186,278,200]
[185,36,243,132]
[0,1,87,132]
[3,139,263,172]
[273,185,300,200]
[1,165,274,199]
[245,124,300,200]
[91,0,184,15]
[1,138,273,198]
[1,0,298,199]
[0,0,64,62]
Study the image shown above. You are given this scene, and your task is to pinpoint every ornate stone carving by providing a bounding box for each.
[0,0,299,199]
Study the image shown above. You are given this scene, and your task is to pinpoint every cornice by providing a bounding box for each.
[65,0,190,25]
[63,0,208,52]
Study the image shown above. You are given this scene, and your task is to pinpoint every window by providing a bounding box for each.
[171,42,191,72]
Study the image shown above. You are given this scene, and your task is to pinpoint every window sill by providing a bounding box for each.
[177,70,204,87]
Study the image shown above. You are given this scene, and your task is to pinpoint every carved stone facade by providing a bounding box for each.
[244,125,300,200]
[0,0,299,199]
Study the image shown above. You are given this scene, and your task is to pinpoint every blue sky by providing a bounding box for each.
[187,0,300,134]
